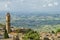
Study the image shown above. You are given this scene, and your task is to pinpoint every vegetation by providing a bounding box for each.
[15,28,32,33]
[0,23,5,27]
[52,31,55,34]
[4,28,9,39]
[0,13,60,32]
[56,29,60,33]
[23,29,40,40]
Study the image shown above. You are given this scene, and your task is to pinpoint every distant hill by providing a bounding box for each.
[0,12,60,32]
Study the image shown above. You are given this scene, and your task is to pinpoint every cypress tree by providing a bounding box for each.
[4,28,9,39]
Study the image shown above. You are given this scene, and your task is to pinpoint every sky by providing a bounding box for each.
[0,0,60,12]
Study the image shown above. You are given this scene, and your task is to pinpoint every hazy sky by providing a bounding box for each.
[0,0,60,12]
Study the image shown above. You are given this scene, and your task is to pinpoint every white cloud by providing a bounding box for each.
[4,2,11,10]
[43,5,46,7]
[5,4,8,8]
[0,0,59,11]
[54,2,58,6]
[45,0,52,3]
[48,3,53,7]
[20,0,24,2]
[20,0,24,4]
[0,1,12,11]
[7,1,11,4]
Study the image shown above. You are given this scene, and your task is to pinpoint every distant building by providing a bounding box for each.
[40,32,56,40]
[6,13,11,33]
[56,32,60,40]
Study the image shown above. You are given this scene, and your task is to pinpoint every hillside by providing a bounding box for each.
[0,12,60,32]
[0,23,5,28]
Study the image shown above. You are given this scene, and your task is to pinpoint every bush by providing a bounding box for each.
[56,29,60,33]
[23,30,40,40]
[52,31,55,34]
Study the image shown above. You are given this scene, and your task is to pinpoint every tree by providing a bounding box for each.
[52,31,55,34]
[56,29,60,33]
[23,30,40,40]
[4,28,9,39]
